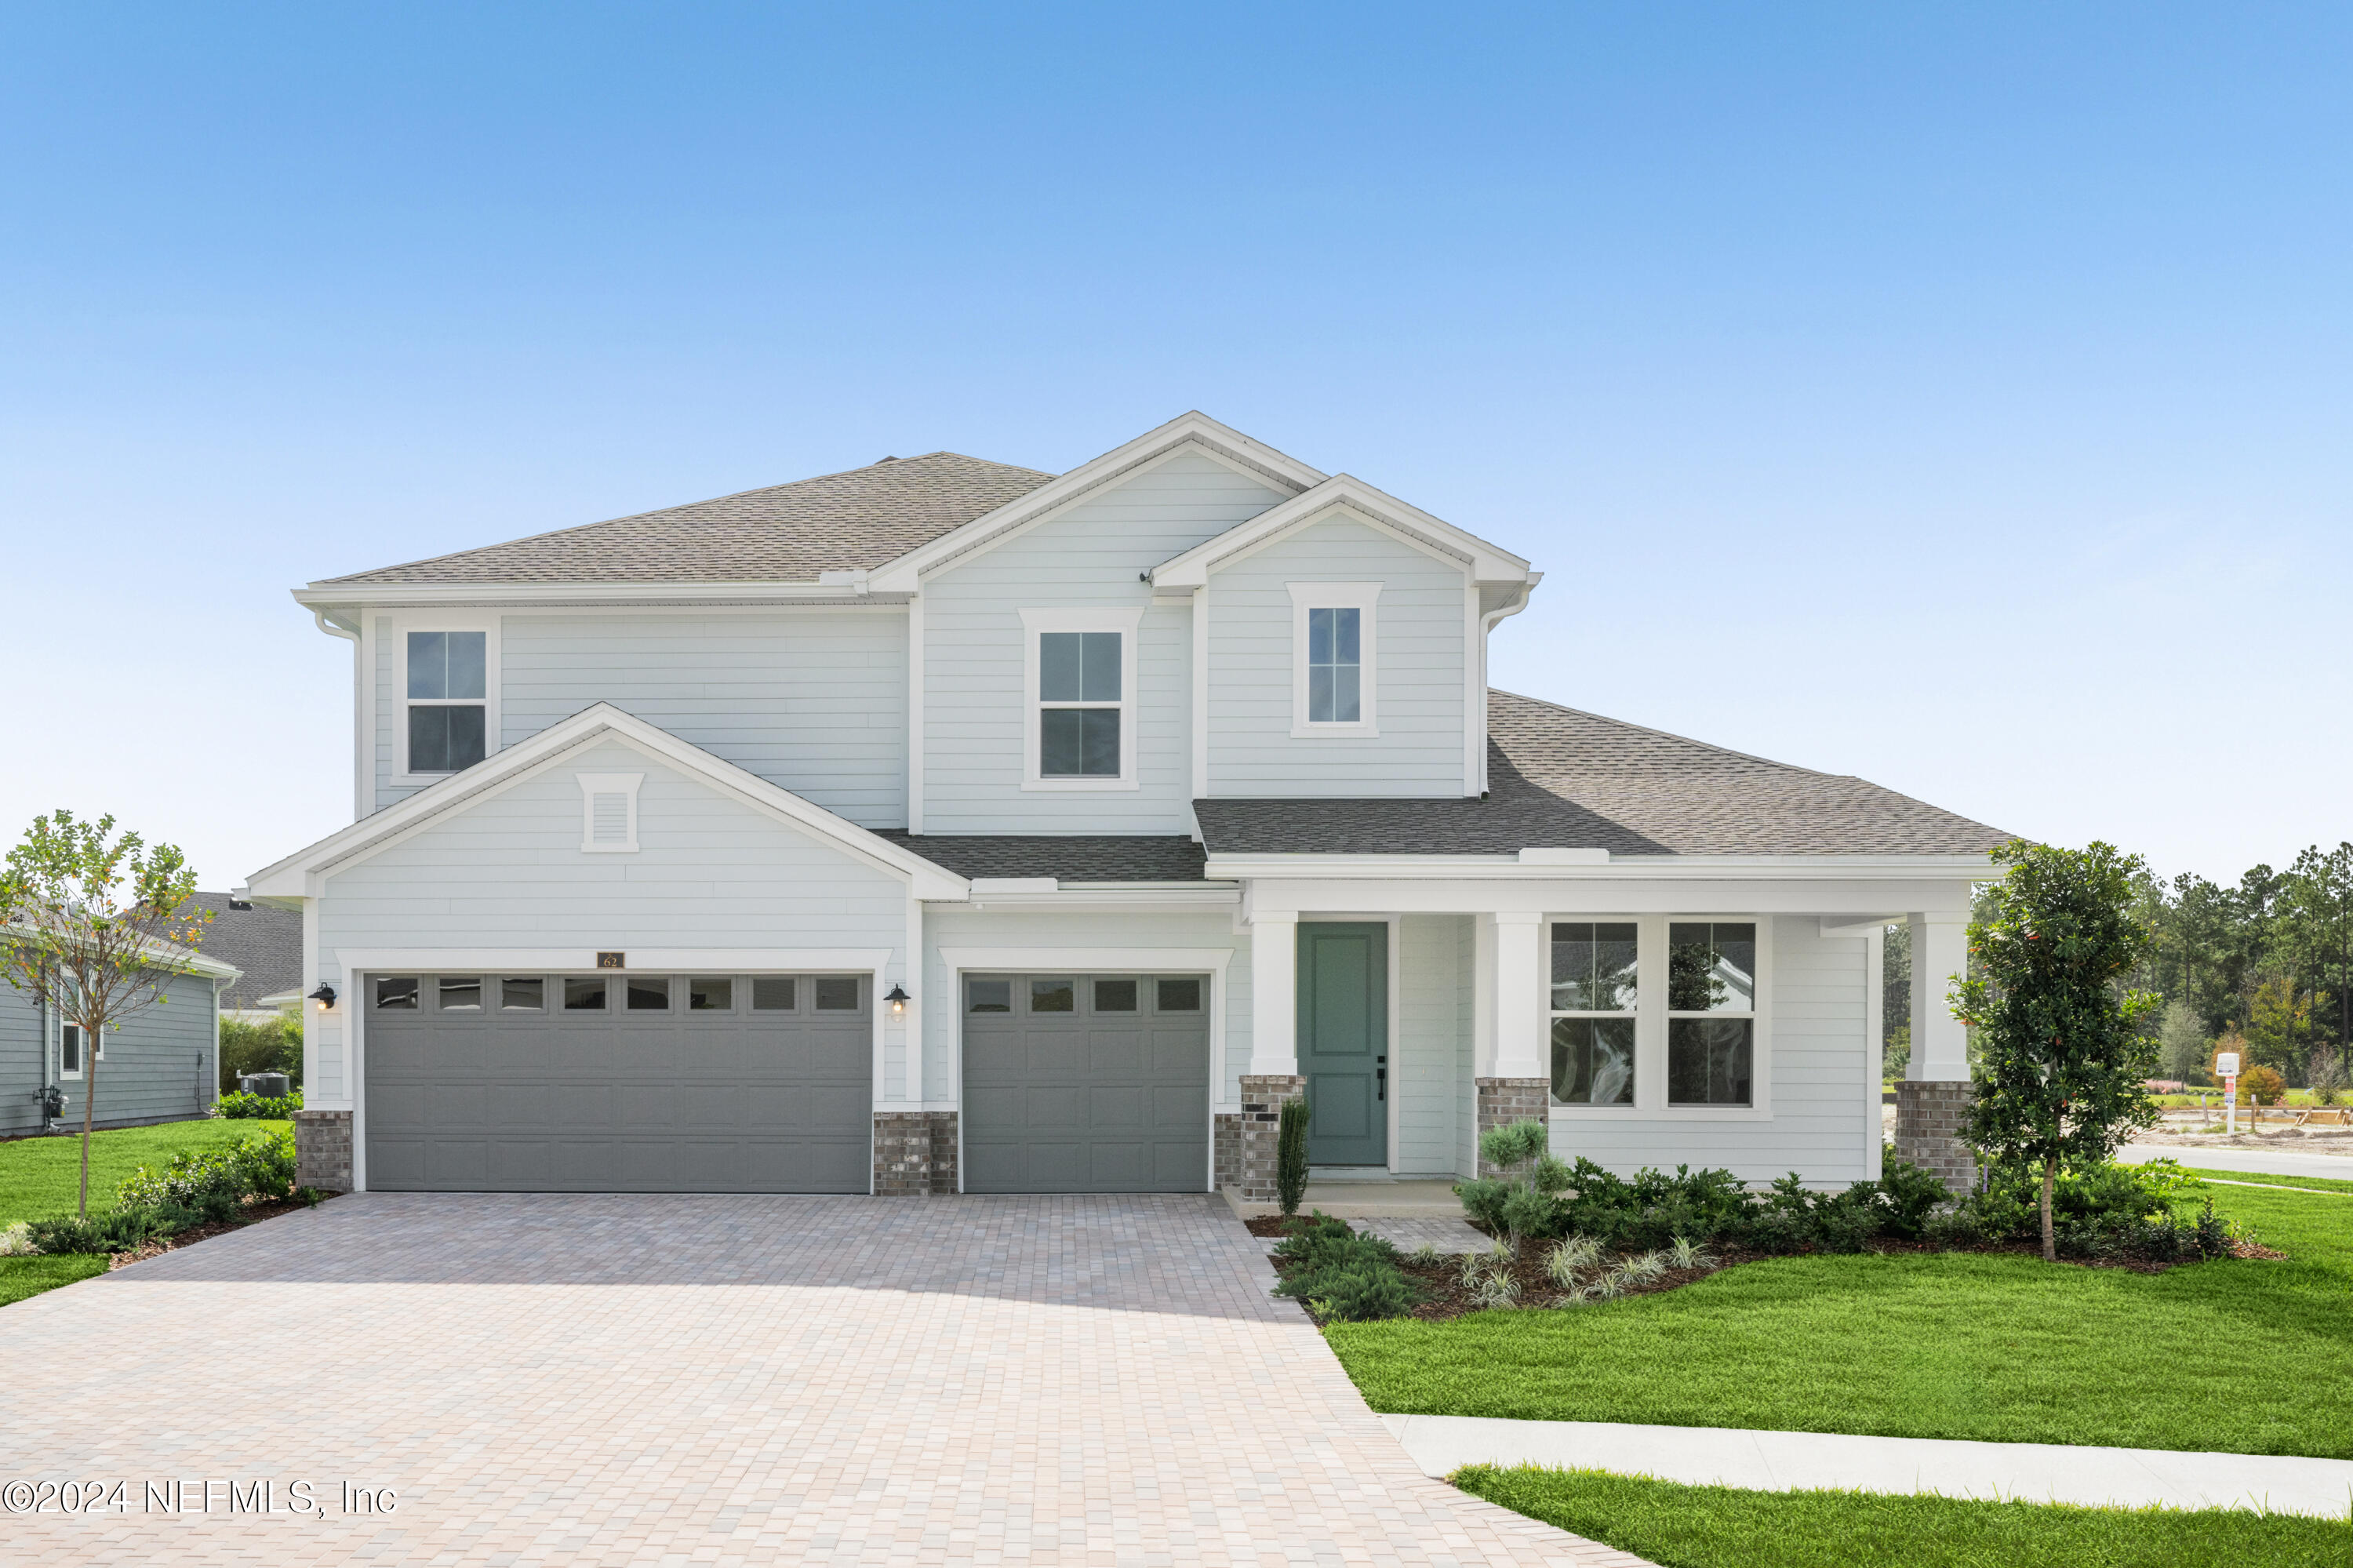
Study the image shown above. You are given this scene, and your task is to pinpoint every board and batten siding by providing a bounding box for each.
[921,449,1287,834]
[1206,512,1471,797]
[371,610,909,825]
[1395,912,1471,1177]
[315,737,918,1105]
[1,972,219,1134]
[1546,917,1875,1184]
[919,907,1252,1108]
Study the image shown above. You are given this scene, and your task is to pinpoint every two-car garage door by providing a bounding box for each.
[363,972,871,1192]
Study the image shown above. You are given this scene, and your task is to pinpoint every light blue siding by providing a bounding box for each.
[1206,513,1470,796]
[919,906,1250,1106]
[2,973,218,1136]
[922,450,1286,833]
[1397,913,1471,1176]
[318,738,917,1105]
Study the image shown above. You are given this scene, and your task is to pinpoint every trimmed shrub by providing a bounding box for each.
[1276,1097,1311,1216]
[116,1127,297,1213]
[28,1206,186,1256]
[1271,1211,1422,1321]
[215,1090,302,1119]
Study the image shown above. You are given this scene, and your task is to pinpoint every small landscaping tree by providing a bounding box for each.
[1954,840,2162,1262]
[1275,1096,1311,1217]
[0,811,209,1217]
[2240,1064,2286,1123]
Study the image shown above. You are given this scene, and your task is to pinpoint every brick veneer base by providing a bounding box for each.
[1895,1079,1976,1195]
[293,1108,352,1192]
[1213,1112,1240,1194]
[1235,1075,1305,1202]
[873,1111,959,1195]
[1474,1078,1550,1177]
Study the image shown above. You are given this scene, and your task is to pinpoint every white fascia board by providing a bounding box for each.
[293,583,895,612]
[1152,475,1533,589]
[3,922,245,982]
[245,702,970,901]
[936,885,1242,913]
[866,413,1328,593]
[1203,853,2003,882]
[1820,915,1910,938]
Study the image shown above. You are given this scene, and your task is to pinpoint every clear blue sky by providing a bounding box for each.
[4,4,2346,890]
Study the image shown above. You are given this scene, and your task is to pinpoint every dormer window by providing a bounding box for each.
[1288,583,1380,737]
[401,628,494,779]
[1019,608,1140,791]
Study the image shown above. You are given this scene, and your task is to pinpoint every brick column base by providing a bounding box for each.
[873,1111,959,1195]
[1213,1111,1241,1193]
[1895,1080,1976,1195]
[1475,1078,1550,1177]
[293,1108,352,1191]
[1235,1074,1305,1202]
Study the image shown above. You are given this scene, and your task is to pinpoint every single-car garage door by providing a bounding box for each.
[961,973,1209,1193]
[363,972,871,1192]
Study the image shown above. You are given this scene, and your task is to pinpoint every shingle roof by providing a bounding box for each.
[179,893,302,1008]
[877,835,1208,883]
[316,452,1058,586]
[1191,689,2013,857]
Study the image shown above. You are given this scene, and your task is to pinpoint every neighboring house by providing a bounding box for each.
[244,413,2004,1198]
[183,892,304,1020]
[0,958,240,1138]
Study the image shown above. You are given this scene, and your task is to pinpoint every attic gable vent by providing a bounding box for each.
[576,772,645,854]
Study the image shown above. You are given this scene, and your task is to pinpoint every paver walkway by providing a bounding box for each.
[0,1192,1644,1566]
[1384,1414,2353,1519]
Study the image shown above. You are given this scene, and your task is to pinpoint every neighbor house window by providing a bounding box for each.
[61,1022,97,1077]
[1020,609,1139,788]
[1667,922,1757,1107]
[1287,583,1379,736]
[1550,922,1637,1107]
[404,630,489,775]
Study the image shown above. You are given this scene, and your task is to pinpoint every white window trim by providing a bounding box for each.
[392,619,502,786]
[1543,913,1774,1122]
[1544,915,1641,1112]
[576,772,645,853]
[1286,582,1380,737]
[60,1019,97,1079]
[1018,606,1142,791]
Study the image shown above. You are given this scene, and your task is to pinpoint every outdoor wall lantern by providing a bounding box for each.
[307,984,337,1011]
[885,984,910,1017]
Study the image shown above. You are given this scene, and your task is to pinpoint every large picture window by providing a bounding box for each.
[1667,922,1757,1107]
[405,630,489,775]
[1549,921,1637,1106]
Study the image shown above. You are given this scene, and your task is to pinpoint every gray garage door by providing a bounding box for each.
[363,972,871,1192]
[961,973,1209,1193]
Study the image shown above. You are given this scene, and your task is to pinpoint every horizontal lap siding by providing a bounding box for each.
[921,908,1249,1107]
[318,738,915,1105]
[1207,515,1468,796]
[38,973,217,1132]
[503,611,907,828]
[923,451,1285,834]
[1547,919,1873,1184]
[1397,913,1468,1176]
[0,987,42,1135]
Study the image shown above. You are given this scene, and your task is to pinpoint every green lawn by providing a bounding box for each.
[0,1254,110,1307]
[1453,1467,2349,1568]
[0,1118,291,1227]
[1327,1181,2353,1457]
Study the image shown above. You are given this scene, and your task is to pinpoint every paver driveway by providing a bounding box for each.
[1,1193,1644,1566]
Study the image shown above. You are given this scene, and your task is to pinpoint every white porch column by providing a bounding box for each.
[1907,912,1971,1081]
[1249,911,1299,1076]
[1486,911,1546,1079]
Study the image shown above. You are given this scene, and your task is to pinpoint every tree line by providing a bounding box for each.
[1882,842,2353,1092]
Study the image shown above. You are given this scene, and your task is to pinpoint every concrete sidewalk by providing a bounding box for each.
[1382,1413,2353,1519]
[2119,1143,2353,1182]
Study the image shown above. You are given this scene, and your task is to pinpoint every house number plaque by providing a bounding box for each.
[596,951,626,970]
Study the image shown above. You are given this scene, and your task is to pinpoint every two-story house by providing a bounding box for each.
[244,413,2003,1199]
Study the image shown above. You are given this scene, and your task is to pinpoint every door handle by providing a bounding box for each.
[1377,1055,1387,1102]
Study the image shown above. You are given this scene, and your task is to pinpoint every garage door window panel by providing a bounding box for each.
[438,977,482,1011]
[501,978,544,1011]
[627,977,671,1011]
[564,978,609,1011]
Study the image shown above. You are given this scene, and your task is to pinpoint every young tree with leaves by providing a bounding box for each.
[1954,840,2162,1262]
[2286,843,2353,1054]
[0,811,209,1216]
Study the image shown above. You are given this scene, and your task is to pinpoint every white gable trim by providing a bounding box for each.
[1151,475,1531,589]
[245,702,969,901]
[866,413,1325,593]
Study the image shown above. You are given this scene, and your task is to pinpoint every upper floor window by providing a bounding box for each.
[1287,583,1379,737]
[405,630,489,776]
[1019,608,1140,790]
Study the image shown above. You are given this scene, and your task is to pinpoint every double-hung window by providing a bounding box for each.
[1549,922,1638,1106]
[1020,609,1140,788]
[60,1021,99,1077]
[1667,922,1758,1107]
[405,629,489,776]
[1287,583,1379,736]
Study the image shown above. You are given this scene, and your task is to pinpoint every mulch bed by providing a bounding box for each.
[106,1195,328,1269]
[1250,1213,2282,1323]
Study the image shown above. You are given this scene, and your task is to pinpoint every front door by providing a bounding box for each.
[1297,922,1387,1166]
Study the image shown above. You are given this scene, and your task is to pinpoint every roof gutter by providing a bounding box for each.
[292,581,904,612]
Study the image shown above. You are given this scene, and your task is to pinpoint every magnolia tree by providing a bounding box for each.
[0,811,209,1217]
[1955,839,2162,1261]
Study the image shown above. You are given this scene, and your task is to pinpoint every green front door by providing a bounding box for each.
[1297,922,1387,1166]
